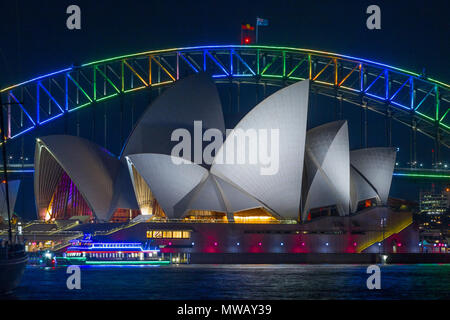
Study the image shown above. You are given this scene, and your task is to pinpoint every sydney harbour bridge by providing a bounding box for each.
[0,45,449,183]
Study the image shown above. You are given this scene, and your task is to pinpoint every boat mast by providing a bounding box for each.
[0,92,13,243]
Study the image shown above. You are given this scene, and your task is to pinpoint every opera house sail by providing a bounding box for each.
[302,120,350,221]
[34,135,137,222]
[349,147,397,213]
[211,80,309,221]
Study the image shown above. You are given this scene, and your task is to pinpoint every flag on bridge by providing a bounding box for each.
[241,23,255,31]
[241,23,255,44]
[255,18,268,43]
[256,18,269,26]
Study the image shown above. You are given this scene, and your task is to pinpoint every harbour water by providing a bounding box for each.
[4,264,450,300]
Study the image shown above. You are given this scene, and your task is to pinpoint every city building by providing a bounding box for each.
[419,191,449,215]
[416,188,450,252]
[417,189,449,231]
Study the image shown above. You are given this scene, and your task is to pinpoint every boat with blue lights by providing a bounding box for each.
[56,235,170,265]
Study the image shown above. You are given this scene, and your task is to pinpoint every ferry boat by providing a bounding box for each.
[58,235,170,265]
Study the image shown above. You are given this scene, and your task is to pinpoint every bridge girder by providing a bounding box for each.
[1,45,449,149]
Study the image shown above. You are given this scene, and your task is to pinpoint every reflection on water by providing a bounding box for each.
[4,264,450,300]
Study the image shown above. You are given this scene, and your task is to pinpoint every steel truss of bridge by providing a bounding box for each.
[2,164,450,180]
[0,163,450,181]
[1,45,449,153]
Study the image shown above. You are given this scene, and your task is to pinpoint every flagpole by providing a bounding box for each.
[0,91,12,243]
[256,18,259,43]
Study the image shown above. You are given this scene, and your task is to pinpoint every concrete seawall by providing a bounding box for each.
[190,253,380,264]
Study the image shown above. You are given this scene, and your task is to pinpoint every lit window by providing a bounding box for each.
[172,231,182,239]
[163,231,172,238]
[182,231,191,239]
[153,231,162,238]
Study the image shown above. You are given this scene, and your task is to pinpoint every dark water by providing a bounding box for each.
[5,264,450,300]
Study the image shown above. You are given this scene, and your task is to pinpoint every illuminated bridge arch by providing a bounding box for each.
[1,45,449,150]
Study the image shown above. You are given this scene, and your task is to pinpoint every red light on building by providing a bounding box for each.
[365,199,371,207]
[244,36,251,44]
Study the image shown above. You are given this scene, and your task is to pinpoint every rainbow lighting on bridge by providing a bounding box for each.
[1,45,449,148]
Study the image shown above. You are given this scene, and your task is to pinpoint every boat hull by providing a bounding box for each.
[0,255,28,295]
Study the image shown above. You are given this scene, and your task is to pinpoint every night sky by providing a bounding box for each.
[0,0,449,219]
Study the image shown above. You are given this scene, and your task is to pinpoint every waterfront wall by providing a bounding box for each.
[98,207,417,254]
[189,253,381,264]
[189,252,450,264]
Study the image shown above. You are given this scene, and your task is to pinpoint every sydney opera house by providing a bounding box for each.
[33,74,418,260]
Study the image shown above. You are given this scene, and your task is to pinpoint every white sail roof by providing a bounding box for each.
[178,174,228,213]
[34,136,138,221]
[211,80,310,220]
[349,166,379,212]
[350,147,396,211]
[302,120,350,220]
[174,173,265,217]
[33,75,398,224]
[120,73,226,162]
[126,153,208,218]
[127,153,267,219]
